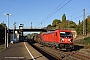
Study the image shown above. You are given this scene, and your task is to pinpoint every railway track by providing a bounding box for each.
[30,42,90,60]
[64,51,90,60]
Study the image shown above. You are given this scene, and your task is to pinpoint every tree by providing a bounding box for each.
[67,20,76,28]
[86,15,90,32]
[46,24,52,30]
[62,14,67,29]
[47,24,52,27]
[52,19,61,27]
[0,22,6,29]
[62,14,66,22]
[79,20,80,25]
[76,22,83,35]
[0,22,6,43]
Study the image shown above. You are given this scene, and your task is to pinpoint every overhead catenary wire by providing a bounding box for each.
[42,0,67,22]
[85,6,90,10]
[37,0,72,27]
[68,10,83,18]
[68,6,90,19]
[71,13,90,20]
[42,0,71,23]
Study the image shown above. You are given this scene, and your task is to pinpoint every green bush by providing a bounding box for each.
[84,37,90,45]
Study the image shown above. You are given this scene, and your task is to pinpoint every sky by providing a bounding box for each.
[0,0,90,29]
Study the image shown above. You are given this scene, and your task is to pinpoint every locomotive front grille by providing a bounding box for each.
[65,45,69,48]
[65,44,74,49]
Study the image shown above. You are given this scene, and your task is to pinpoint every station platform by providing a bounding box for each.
[0,42,48,60]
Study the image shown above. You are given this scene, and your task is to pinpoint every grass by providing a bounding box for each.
[84,37,90,45]
[0,46,5,52]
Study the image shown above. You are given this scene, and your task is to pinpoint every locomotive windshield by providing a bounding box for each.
[60,32,72,38]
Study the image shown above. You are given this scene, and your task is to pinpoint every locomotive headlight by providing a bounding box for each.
[68,39,71,42]
[60,38,64,42]
[62,38,64,41]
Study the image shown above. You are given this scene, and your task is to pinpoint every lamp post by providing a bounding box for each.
[31,22,32,29]
[13,22,16,40]
[19,24,24,41]
[4,13,12,47]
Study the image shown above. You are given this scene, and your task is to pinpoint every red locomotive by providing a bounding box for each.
[35,29,74,50]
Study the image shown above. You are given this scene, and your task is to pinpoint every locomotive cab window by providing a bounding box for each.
[60,32,72,38]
